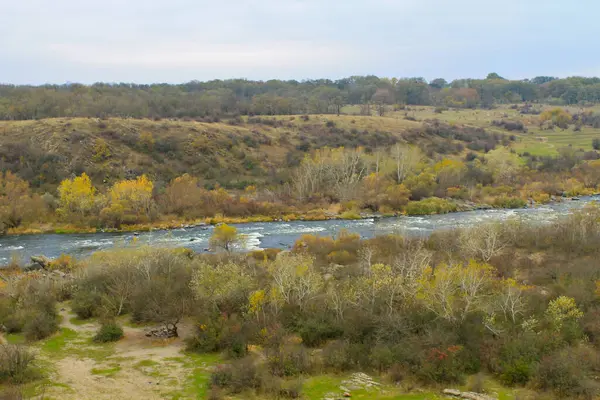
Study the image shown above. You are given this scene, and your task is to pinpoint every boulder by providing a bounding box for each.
[23,263,43,272]
[30,255,52,269]
[145,325,178,339]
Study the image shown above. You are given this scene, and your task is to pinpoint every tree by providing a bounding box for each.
[210,224,243,252]
[417,260,496,323]
[129,249,193,336]
[429,78,448,89]
[103,175,155,225]
[162,174,205,217]
[268,253,323,312]
[92,138,111,162]
[486,72,506,80]
[391,144,421,183]
[0,171,38,229]
[545,296,583,331]
[191,260,254,312]
[57,173,96,220]
[485,148,521,184]
[459,223,508,262]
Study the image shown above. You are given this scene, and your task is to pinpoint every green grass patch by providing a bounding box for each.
[135,359,160,368]
[69,316,93,326]
[40,328,78,354]
[167,352,222,399]
[91,365,122,377]
[5,333,26,344]
[303,374,440,400]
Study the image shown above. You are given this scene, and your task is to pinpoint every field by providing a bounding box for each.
[382,105,600,157]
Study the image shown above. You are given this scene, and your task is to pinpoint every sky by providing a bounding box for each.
[1,0,599,85]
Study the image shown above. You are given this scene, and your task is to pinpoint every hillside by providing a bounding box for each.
[0,105,598,233]
[0,113,470,192]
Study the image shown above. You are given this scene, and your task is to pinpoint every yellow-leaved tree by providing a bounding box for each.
[209,223,243,252]
[101,175,155,226]
[57,173,96,221]
[0,171,44,230]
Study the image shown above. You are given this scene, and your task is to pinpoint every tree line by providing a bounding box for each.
[2,74,600,120]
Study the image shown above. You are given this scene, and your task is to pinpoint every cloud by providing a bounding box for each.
[1,0,599,83]
[47,41,359,69]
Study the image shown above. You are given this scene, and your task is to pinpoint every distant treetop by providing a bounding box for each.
[1,74,600,120]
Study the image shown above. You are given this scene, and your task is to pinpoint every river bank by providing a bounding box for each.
[4,195,583,237]
[0,195,597,264]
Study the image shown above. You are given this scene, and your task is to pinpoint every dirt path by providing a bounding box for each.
[40,311,200,400]
[55,358,166,400]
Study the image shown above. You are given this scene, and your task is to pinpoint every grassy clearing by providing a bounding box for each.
[303,374,439,400]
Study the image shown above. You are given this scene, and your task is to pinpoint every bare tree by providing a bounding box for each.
[459,223,508,262]
[391,144,421,183]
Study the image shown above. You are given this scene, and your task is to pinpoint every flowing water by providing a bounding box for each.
[1,197,598,263]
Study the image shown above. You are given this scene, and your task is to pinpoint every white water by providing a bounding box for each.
[0,197,597,263]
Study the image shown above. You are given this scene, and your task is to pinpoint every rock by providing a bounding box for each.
[443,389,462,396]
[339,386,349,392]
[442,389,496,400]
[30,255,52,269]
[145,325,178,339]
[23,263,43,272]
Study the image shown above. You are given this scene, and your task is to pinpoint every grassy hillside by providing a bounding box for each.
[0,105,595,194]
[0,104,598,234]
[0,115,421,192]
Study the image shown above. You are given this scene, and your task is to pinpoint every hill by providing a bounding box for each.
[0,105,598,233]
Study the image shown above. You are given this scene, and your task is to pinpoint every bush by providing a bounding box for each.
[71,290,102,319]
[23,312,58,341]
[0,344,35,383]
[593,138,600,150]
[298,319,342,347]
[533,348,599,398]
[266,344,313,377]
[416,345,466,385]
[186,314,249,358]
[405,198,457,215]
[493,196,527,209]
[93,322,124,343]
[211,357,261,394]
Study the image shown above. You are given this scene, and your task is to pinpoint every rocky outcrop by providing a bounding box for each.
[145,325,178,339]
[443,389,496,400]
[23,255,53,271]
[322,373,381,400]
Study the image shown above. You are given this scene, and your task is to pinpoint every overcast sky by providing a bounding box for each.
[1,0,598,84]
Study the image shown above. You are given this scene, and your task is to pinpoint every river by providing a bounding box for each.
[0,197,598,263]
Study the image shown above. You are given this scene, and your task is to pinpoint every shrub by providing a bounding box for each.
[533,348,599,398]
[340,210,361,220]
[266,344,313,377]
[23,312,58,341]
[593,138,600,150]
[298,319,342,347]
[416,345,466,385]
[93,322,124,343]
[0,344,35,384]
[186,314,249,358]
[212,357,261,394]
[493,196,527,209]
[48,254,79,272]
[405,198,457,215]
[72,286,105,319]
